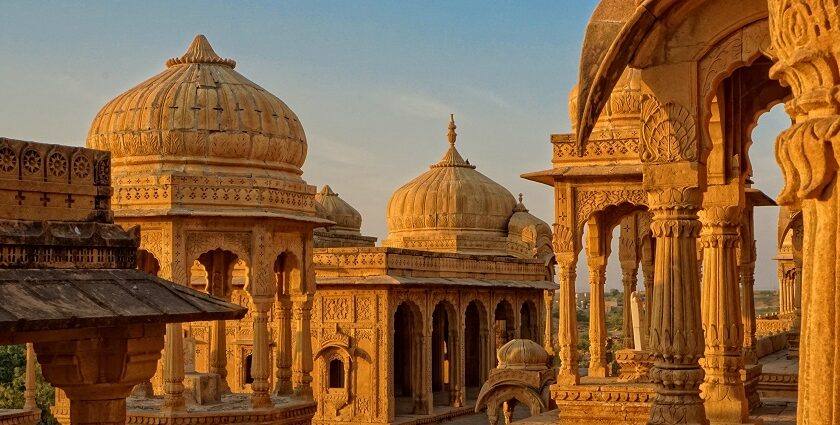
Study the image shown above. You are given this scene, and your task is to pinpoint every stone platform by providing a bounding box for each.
[757,349,799,400]
[122,394,315,425]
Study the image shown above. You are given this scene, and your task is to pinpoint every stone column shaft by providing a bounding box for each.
[291,295,313,399]
[162,323,185,413]
[251,299,272,408]
[698,205,750,424]
[588,260,608,377]
[556,259,579,384]
[24,343,37,410]
[544,289,554,353]
[621,263,639,349]
[740,262,758,365]
[275,301,293,395]
[209,319,230,393]
[646,187,706,425]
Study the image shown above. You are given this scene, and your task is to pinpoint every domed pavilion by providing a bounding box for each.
[310,116,556,424]
[59,35,331,425]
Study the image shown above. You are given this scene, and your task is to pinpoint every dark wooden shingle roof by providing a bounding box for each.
[0,269,246,333]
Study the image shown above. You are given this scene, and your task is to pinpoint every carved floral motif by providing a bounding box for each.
[640,96,697,163]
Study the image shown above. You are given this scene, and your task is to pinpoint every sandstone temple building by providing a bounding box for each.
[309,116,557,424]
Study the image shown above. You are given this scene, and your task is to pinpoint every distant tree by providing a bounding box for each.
[0,345,58,425]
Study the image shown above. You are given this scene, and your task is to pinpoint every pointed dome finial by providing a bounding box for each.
[447,114,457,146]
[166,34,236,68]
[519,193,524,203]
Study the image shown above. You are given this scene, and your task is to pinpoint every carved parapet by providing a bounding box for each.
[551,133,641,166]
[616,349,655,383]
[0,137,112,223]
[755,318,794,337]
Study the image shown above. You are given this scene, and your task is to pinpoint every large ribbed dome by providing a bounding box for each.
[383,116,517,255]
[87,35,307,179]
[86,35,318,219]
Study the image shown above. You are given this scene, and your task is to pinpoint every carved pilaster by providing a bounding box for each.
[162,323,185,413]
[698,205,750,424]
[646,187,706,425]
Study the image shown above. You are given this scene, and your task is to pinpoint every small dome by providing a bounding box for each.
[508,196,553,254]
[496,339,549,370]
[384,116,517,254]
[315,185,363,234]
[87,35,307,180]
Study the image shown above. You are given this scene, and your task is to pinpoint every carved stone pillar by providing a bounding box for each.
[251,298,272,408]
[768,1,840,412]
[162,323,186,413]
[275,299,293,395]
[555,255,579,384]
[698,204,750,424]
[291,294,314,399]
[588,258,608,377]
[619,214,640,349]
[646,187,706,425]
[36,324,165,425]
[544,289,554,353]
[24,343,37,410]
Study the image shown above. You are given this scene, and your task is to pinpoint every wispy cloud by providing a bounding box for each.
[379,90,454,119]
[460,85,510,109]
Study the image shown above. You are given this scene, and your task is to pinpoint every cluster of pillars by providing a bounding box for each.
[556,192,764,424]
[777,260,801,320]
[159,249,314,412]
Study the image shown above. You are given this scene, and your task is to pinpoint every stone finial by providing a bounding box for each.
[447,114,457,146]
[166,34,236,68]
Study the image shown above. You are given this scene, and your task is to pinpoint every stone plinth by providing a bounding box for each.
[742,364,763,412]
[0,409,40,425]
[615,349,654,383]
[184,372,222,405]
[550,379,655,424]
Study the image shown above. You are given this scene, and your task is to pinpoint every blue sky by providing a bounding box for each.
[0,1,788,290]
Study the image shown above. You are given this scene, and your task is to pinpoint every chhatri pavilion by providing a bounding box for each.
[309,116,557,424]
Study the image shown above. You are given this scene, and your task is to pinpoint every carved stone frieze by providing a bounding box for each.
[575,189,647,228]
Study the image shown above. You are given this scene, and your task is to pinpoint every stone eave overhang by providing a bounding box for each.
[0,268,246,334]
[114,209,336,228]
[315,275,556,290]
[521,164,643,186]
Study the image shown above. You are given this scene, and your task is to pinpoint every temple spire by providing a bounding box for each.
[448,114,457,146]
